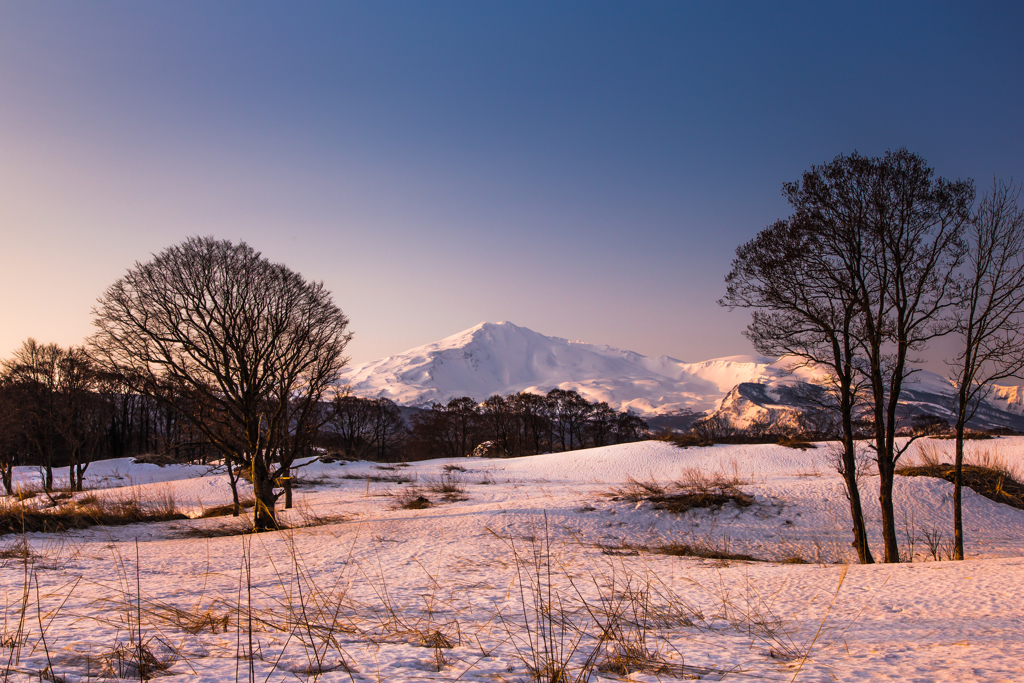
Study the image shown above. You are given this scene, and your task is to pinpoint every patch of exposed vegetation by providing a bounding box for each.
[340,471,414,484]
[608,471,753,514]
[0,495,186,535]
[897,464,1024,510]
[199,500,255,518]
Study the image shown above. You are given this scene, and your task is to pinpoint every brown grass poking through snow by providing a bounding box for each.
[423,473,468,502]
[608,470,753,515]
[340,471,414,484]
[390,486,433,509]
[198,500,256,518]
[0,489,187,535]
[898,444,1024,510]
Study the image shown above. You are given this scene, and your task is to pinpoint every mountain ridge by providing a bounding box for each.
[337,321,1024,430]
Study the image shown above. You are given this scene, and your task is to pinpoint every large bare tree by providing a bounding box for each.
[89,237,351,531]
[947,180,1024,559]
[722,217,875,563]
[787,149,973,562]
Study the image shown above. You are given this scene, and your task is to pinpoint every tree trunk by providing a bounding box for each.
[226,462,241,517]
[838,369,873,564]
[954,420,965,560]
[251,458,278,532]
[841,441,873,564]
[877,458,900,562]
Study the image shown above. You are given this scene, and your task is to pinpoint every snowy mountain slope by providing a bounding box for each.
[337,321,773,415]
[339,321,1024,429]
[707,368,1024,432]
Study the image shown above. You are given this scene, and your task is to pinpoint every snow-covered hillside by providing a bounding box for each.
[4,439,1024,682]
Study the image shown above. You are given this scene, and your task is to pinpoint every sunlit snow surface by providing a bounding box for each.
[4,438,1024,682]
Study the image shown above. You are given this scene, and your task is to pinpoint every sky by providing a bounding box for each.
[1,2,1022,367]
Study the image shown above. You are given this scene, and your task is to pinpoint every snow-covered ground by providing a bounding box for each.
[3,438,1024,682]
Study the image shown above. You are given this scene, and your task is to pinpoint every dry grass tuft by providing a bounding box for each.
[198,500,255,518]
[898,445,1024,510]
[0,489,187,536]
[391,487,432,510]
[609,470,753,515]
[423,473,468,502]
[291,498,349,527]
[655,431,712,448]
[639,541,759,563]
[99,640,174,681]
[777,435,817,450]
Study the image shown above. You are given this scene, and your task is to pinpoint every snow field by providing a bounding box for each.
[0,438,1023,681]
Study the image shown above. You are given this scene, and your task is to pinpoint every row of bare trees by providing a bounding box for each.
[722,149,1024,563]
[0,340,115,494]
[399,389,648,460]
[323,389,648,462]
[0,339,247,495]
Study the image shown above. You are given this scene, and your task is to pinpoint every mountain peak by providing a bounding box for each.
[337,322,774,415]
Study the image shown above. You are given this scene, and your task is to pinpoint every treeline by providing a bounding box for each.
[0,336,650,493]
[676,410,957,447]
[0,339,219,494]
[324,388,649,461]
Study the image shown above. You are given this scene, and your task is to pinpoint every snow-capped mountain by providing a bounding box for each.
[337,321,773,415]
[338,321,1024,430]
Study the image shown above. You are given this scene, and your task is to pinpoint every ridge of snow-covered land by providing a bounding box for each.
[5,438,1024,682]
[338,321,1024,430]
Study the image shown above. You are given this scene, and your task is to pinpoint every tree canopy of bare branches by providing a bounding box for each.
[947,180,1024,558]
[89,237,352,530]
[724,149,975,563]
[722,216,874,563]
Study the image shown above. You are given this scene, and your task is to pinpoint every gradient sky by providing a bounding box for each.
[2,2,1022,367]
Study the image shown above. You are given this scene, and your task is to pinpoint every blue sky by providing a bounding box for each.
[1,2,1022,365]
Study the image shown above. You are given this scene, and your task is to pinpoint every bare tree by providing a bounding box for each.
[3,340,67,490]
[613,411,648,444]
[0,380,22,494]
[508,391,549,455]
[329,392,376,460]
[721,217,875,563]
[546,389,592,451]
[410,397,482,459]
[788,149,973,562]
[89,237,351,531]
[481,394,520,457]
[587,402,617,448]
[366,398,406,461]
[50,349,111,492]
[947,180,1024,559]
